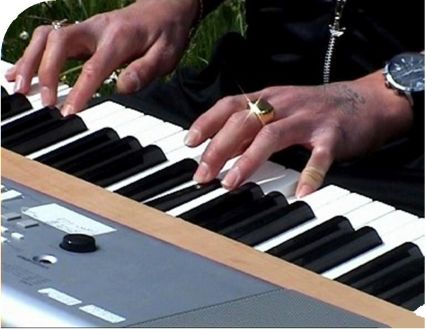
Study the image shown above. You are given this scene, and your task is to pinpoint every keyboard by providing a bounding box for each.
[1,60,424,319]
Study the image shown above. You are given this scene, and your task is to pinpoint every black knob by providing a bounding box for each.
[60,234,97,253]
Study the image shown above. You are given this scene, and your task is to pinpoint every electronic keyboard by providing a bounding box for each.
[1,60,424,327]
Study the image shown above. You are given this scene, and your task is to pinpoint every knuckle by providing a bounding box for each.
[218,96,242,109]
[81,61,101,79]
[33,25,51,37]
[258,124,281,145]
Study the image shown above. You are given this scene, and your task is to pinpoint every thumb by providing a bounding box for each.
[296,147,334,198]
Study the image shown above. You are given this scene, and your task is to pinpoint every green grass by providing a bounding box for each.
[2,0,246,97]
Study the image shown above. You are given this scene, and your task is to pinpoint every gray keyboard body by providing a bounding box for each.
[1,177,385,327]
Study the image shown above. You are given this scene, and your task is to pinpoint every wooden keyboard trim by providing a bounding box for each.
[2,148,424,328]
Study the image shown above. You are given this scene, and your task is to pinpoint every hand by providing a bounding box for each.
[5,0,198,115]
[184,71,413,197]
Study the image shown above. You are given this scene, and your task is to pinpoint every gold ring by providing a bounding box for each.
[248,98,275,125]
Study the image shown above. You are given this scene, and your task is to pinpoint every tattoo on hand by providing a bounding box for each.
[331,84,366,115]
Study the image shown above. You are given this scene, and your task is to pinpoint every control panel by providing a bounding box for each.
[1,178,384,327]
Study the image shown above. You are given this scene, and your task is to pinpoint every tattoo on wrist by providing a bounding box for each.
[331,84,366,115]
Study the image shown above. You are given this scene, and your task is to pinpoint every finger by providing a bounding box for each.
[296,145,334,198]
[193,110,261,184]
[221,117,300,190]
[116,41,172,94]
[11,26,52,94]
[37,28,72,106]
[185,93,260,147]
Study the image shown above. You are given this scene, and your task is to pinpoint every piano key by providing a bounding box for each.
[179,182,265,224]
[1,93,33,120]
[203,191,288,232]
[36,128,120,166]
[344,201,395,230]
[268,216,355,260]
[336,240,424,310]
[145,180,222,212]
[2,106,63,138]
[53,136,142,172]
[73,144,167,187]
[106,139,211,192]
[3,110,88,155]
[296,227,382,273]
[28,103,145,159]
[1,86,71,126]
[322,218,424,279]
[1,85,9,98]
[224,201,315,246]
[255,191,371,252]
[115,159,199,202]
[288,184,350,208]
[167,165,299,218]
[313,193,372,221]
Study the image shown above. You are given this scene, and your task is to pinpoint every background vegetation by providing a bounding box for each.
[2,0,246,97]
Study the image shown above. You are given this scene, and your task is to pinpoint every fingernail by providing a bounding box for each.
[193,162,210,183]
[6,66,16,79]
[126,71,141,92]
[61,104,74,117]
[296,184,314,198]
[14,75,23,92]
[222,167,241,190]
[184,128,201,146]
[41,86,55,106]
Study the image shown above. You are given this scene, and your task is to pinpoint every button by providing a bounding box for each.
[1,236,7,243]
[60,234,97,253]
[1,226,8,233]
[11,232,24,240]
[1,185,7,192]
[16,219,39,229]
[1,190,22,201]
[1,212,22,221]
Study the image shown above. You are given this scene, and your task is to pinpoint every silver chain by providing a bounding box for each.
[323,0,348,84]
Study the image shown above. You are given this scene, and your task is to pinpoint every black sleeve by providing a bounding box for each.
[202,0,227,18]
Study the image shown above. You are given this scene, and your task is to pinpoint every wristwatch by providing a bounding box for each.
[384,52,424,111]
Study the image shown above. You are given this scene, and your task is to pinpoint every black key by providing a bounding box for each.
[179,182,264,225]
[1,93,32,120]
[35,128,120,166]
[337,242,423,287]
[380,274,424,311]
[336,242,424,310]
[74,144,167,187]
[2,106,62,138]
[297,227,382,273]
[54,137,140,173]
[145,180,222,212]
[204,191,288,232]
[1,86,9,99]
[268,216,354,259]
[116,159,198,202]
[224,201,315,246]
[4,115,88,155]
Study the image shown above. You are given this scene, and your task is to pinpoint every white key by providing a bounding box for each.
[288,185,350,208]
[155,130,187,154]
[255,192,371,252]
[345,201,395,229]
[322,218,424,279]
[412,236,425,255]
[314,193,372,221]
[128,122,182,146]
[168,164,296,218]
[365,210,419,237]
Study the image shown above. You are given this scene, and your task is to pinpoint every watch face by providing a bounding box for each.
[388,52,425,92]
